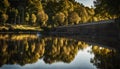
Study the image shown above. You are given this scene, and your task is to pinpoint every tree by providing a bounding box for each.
[26,0,43,13]
[2,0,10,12]
[1,13,8,23]
[31,13,37,25]
[14,9,18,24]
[37,10,48,26]
[94,0,120,17]
[87,8,95,16]
[3,0,10,7]
[9,8,18,24]
[59,0,74,12]
[68,12,81,24]
[53,12,65,26]
[25,12,30,24]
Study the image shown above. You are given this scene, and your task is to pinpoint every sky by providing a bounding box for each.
[75,0,96,7]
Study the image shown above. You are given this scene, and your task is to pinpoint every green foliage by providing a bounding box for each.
[3,0,10,8]
[1,13,8,23]
[37,10,48,26]
[0,0,118,29]
[53,12,65,25]
[68,12,81,24]
[25,12,30,24]
[94,0,120,17]
[31,13,37,24]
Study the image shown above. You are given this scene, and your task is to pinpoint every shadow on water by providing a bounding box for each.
[48,32,120,51]
[49,19,120,50]
[67,35,120,50]
[0,33,120,69]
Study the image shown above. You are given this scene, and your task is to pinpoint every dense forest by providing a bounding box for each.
[0,0,119,29]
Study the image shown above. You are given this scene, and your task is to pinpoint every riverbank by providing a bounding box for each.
[0,24,43,33]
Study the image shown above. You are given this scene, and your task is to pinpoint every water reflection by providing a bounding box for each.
[0,34,120,69]
[91,46,120,69]
[0,34,43,66]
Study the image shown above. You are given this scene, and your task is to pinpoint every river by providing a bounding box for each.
[0,34,120,69]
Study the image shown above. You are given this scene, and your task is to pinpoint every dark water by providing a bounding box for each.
[0,34,120,69]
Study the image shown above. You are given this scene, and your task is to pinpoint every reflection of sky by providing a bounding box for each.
[0,46,96,69]
[75,0,96,7]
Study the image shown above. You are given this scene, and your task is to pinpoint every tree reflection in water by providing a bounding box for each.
[0,34,88,66]
[0,34,120,69]
[0,34,45,66]
[91,46,120,69]
[43,37,88,64]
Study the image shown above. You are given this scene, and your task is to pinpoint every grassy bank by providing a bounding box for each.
[0,24,43,33]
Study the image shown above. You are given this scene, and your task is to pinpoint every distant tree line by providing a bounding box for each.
[0,0,119,28]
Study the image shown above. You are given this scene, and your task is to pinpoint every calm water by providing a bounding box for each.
[0,34,120,69]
